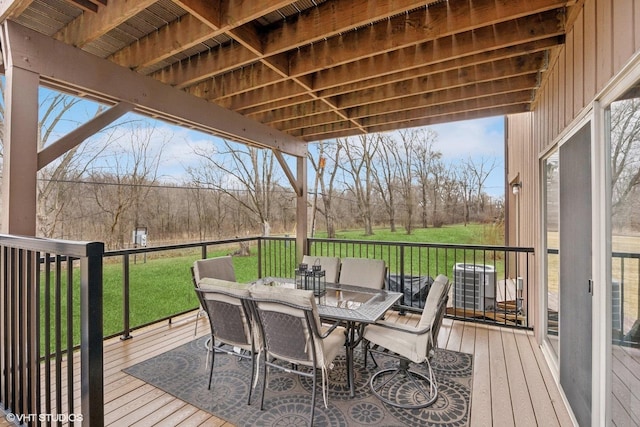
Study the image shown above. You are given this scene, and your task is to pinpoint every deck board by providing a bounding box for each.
[19,310,575,426]
[502,329,537,426]
[470,325,492,426]
[488,327,514,426]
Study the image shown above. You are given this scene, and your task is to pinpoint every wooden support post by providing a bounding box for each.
[295,156,308,263]
[0,64,39,235]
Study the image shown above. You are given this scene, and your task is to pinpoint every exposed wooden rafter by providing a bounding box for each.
[4,0,571,144]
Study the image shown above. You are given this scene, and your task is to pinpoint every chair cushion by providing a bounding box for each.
[193,256,236,282]
[365,274,449,364]
[318,324,347,368]
[417,274,449,329]
[198,277,251,298]
[250,284,323,334]
[302,255,341,283]
[364,321,429,364]
[338,258,385,289]
[250,284,344,368]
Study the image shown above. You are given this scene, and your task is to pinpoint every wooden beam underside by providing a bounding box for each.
[4,20,306,157]
[3,0,571,142]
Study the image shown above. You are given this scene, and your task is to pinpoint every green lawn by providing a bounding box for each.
[321,223,504,246]
[41,223,504,353]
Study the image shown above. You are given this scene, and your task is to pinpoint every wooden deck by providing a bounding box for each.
[0,311,575,427]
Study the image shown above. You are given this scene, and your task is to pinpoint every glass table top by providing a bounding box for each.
[257,277,402,324]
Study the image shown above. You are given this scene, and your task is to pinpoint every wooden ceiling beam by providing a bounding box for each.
[110,0,292,72]
[288,7,564,78]
[313,22,562,95]
[275,112,345,133]
[110,20,222,73]
[241,95,317,117]
[3,21,306,157]
[253,100,335,125]
[296,105,528,141]
[154,44,257,87]
[224,47,545,114]
[335,53,545,110]
[65,0,99,13]
[217,80,308,111]
[53,0,157,47]
[346,74,539,120]
[109,14,213,71]
[364,105,530,137]
[321,38,558,98]
[360,91,534,128]
[186,64,282,99]
[293,93,531,139]
[276,74,538,132]
[171,1,564,92]
[173,0,222,29]
[262,0,433,56]
[198,12,562,109]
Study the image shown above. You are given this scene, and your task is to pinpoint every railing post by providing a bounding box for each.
[398,246,406,315]
[81,241,104,427]
[257,238,263,278]
[121,254,132,340]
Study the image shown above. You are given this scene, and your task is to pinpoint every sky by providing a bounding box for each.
[37,87,506,198]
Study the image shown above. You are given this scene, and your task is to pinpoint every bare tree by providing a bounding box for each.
[463,156,498,216]
[456,163,477,226]
[338,135,379,235]
[189,140,281,236]
[36,93,114,237]
[371,134,399,232]
[310,142,342,238]
[411,130,441,227]
[189,181,230,240]
[610,98,640,215]
[90,123,166,248]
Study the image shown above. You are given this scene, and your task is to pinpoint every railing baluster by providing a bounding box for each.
[67,257,75,425]
[122,254,132,340]
[44,253,52,422]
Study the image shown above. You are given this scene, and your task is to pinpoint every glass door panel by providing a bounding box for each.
[607,89,640,427]
[545,151,560,359]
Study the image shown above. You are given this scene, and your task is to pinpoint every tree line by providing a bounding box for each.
[0,90,505,249]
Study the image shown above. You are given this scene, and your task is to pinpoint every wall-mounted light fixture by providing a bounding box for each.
[511,182,522,195]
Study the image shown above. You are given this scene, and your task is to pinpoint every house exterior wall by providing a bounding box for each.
[507,0,640,335]
[506,1,640,425]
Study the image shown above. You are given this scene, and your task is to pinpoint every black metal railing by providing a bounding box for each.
[103,237,261,340]
[260,237,533,328]
[547,248,640,347]
[96,236,535,341]
[612,250,640,346]
[0,235,104,427]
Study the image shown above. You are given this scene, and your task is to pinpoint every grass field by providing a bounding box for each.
[41,223,505,352]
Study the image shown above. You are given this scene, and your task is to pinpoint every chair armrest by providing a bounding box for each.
[318,320,343,339]
[369,320,432,335]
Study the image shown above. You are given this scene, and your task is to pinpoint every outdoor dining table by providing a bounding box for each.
[256,277,403,398]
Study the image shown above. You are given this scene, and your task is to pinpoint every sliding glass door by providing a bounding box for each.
[559,123,593,427]
[606,85,640,427]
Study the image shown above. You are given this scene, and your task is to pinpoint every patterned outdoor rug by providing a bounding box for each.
[124,336,473,426]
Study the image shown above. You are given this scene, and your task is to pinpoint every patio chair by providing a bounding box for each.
[249,284,346,426]
[302,255,341,283]
[191,256,237,336]
[338,257,386,289]
[363,274,451,409]
[194,279,257,405]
